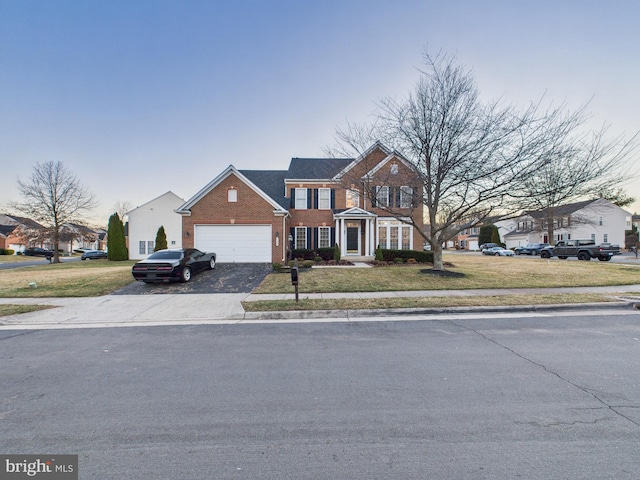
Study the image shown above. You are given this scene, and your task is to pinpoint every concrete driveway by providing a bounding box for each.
[112,263,273,295]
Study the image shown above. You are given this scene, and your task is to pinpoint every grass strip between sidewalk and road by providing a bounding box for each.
[0,304,57,317]
[242,293,621,312]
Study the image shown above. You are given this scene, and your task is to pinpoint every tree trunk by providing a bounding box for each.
[432,242,444,270]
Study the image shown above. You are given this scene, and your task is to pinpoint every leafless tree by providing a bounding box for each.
[329,52,637,270]
[511,118,637,244]
[111,200,133,222]
[10,161,97,263]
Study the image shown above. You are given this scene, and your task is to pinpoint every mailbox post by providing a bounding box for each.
[290,258,299,303]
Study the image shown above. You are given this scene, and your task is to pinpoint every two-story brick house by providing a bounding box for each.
[176,142,424,263]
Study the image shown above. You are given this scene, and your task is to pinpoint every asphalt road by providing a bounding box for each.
[2,311,639,479]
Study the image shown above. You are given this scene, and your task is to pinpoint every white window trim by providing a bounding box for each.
[376,186,390,208]
[318,188,331,210]
[295,226,307,249]
[295,188,307,210]
[318,226,331,248]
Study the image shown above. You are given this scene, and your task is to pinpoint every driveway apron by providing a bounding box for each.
[112,263,272,295]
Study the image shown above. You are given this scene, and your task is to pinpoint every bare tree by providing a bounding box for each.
[511,120,637,244]
[11,161,97,263]
[330,52,637,270]
[111,200,133,222]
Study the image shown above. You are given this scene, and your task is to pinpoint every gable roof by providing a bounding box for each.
[1,215,43,229]
[523,199,598,219]
[286,158,353,181]
[176,165,289,215]
[127,191,185,215]
[0,224,16,237]
[239,169,289,209]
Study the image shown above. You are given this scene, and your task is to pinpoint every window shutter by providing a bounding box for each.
[331,227,336,247]
[313,227,318,250]
[306,227,312,249]
[313,189,318,209]
[290,189,295,208]
[395,187,401,208]
[330,189,335,209]
[412,186,419,207]
[372,186,378,207]
[307,189,312,209]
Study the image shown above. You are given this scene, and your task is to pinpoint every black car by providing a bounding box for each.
[131,248,216,283]
[514,243,550,255]
[23,247,54,259]
[81,250,108,260]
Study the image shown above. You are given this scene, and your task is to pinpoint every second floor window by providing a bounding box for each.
[376,186,390,208]
[400,186,413,208]
[346,189,359,208]
[318,188,331,209]
[295,188,308,210]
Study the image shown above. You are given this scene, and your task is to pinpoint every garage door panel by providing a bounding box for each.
[195,225,271,263]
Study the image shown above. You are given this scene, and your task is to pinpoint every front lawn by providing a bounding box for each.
[0,260,136,298]
[253,255,640,294]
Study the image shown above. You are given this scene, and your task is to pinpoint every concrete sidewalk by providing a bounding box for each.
[1,284,640,329]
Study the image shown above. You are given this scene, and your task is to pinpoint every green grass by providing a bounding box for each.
[242,293,620,312]
[0,304,57,317]
[0,260,136,297]
[254,255,640,294]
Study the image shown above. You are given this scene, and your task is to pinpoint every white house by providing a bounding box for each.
[127,191,185,260]
[503,198,631,249]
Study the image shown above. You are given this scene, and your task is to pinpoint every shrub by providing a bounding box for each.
[315,248,335,261]
[313,256,323,263]
[379,249,433,263]
[394,257,404,264]
[291,249,315,260]
[302,260,314,269]
[272,262,283,271]
[375,245,383,261]
[333,244,341,262]
[407,257,417,263]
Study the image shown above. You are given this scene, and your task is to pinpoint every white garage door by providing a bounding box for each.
[195,225,272,263]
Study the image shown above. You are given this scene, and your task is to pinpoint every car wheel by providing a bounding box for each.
[181,267,192,282]
[577,252,590,261]
[81,257,86,261]
[540,251,550,259]
[209,258,216,270]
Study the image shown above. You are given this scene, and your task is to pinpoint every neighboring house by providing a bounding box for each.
[503,199,630,248]
[176,142,425,263]
[456,225,480,251]
[58,223,103,253]
[0,214,48,252]
[127,191,185,260]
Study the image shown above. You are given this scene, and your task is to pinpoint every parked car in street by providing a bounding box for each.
[23,247,54,260]
[514,243,550,255]
[131,248,216,283]
[479,243,500,251]
[81,250,108,260]
[540,240,621,261]
[482,246,514,256]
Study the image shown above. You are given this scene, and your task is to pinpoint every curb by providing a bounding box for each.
[242,300,636,320]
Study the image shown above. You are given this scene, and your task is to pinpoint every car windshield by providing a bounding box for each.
[147,251,182,260]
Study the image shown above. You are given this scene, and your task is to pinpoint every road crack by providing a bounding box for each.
[449,320,640,428]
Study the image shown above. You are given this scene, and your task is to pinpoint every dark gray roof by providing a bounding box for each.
[0,224,16,237]
[286,158,353,180]
[239,170,289,209]
[525,199,596,219]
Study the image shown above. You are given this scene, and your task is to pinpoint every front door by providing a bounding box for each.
[346,221,360,254]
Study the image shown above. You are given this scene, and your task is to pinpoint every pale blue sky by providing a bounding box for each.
[2,0,639,224]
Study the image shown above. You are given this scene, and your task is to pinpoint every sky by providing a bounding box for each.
[1,0,639,226]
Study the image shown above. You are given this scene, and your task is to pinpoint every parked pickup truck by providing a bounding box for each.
[539,240,621,261]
